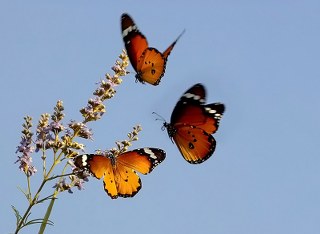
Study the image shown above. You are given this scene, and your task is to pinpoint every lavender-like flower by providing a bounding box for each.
[13,50,131,233]
[53,178,73,193]
[15,116,37,176]
[80,50,129,123]
[35,113,53,152]
[68,120,93,140]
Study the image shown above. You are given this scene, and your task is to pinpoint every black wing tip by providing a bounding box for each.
[217,103,226,113]
[136,147,167,160]
[74,154,91,168]
[213,102,226,109]
[188,83,205,91]
[206,102,226,115]
[194,83,204,87]
[121,13,131,19]
[173,29,186,43]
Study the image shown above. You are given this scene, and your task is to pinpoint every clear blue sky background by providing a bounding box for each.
[1,1,320,233]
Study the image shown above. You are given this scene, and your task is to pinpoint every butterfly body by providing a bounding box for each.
[74,148,166,199]
[163,83,225,164]
[121,13,184,85]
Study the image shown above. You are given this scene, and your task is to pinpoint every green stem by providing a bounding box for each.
[26,174,32,203]
[15,150,65,233]
[14,178,47,234]
[38,162,69,234]
[42,148,47,177]
[15,122,81,233]
[38,192,57,234]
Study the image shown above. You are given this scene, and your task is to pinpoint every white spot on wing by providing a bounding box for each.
[143,148,157,159]
[122,25,137,37]
[205,107,217,114]
[183,93,205,103]
[81,155,88,166]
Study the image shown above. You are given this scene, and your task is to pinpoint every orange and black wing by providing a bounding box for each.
[74,154,119,199]
[172,124,216,164]
[136,48,166,85]
[171,83,225,134]
[121,13,184,86]
[162,29,185,59]
[117,148,166,174]
[114,148,166,198]
[74,148,166,199]
[74,154,142,199]
[112,164,142,198]
[121,13,148,72]
[136,30,185,85]
[164,83,225,164]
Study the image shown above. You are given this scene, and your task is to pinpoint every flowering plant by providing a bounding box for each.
[13,51,132,234]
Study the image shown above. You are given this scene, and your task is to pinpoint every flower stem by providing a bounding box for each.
[14,178,47,234]
[26,174,32,203]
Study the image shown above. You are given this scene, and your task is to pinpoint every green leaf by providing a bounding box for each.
[17,186,30,200]
[36,194,54,204]
[25,218,54,226]
[11,205,22,226]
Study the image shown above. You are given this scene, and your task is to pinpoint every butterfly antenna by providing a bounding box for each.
[152,112,166,122]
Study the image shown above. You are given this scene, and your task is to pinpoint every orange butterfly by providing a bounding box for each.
[121,13,185,85]
[74,148,166,199]
[162,83,225,164]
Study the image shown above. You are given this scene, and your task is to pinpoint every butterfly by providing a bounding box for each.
[161,83,225,164]
[121,13,185,85]
[74,148,166,199]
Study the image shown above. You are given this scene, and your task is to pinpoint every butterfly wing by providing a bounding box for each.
[136,48,166,85]
[113,164,142,198]
[162,29,185,59]
[117,148,166,174]
[199,103,225,134]
[172,124,216,164]
[165,83,225,164]
[113,148,166,198]
[171,83,225,134]
[136,30,185,85]
[121,13,148,72]
[74,154,118,198]
[75,148,166,199]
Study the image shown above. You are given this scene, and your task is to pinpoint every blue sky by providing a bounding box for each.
[1,1,320,233]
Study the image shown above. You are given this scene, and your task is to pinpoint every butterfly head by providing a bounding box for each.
[161,122,177,138]
[152,112,175,143]
[162,122,176,144]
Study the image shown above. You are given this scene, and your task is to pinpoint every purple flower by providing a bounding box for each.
[15,136,37,176]
[74,178,86,191]
[53,178,72,193]
[80,97,106,122]
[49,121,64,133]
[35,127,54,152]
[68,120,93,140]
